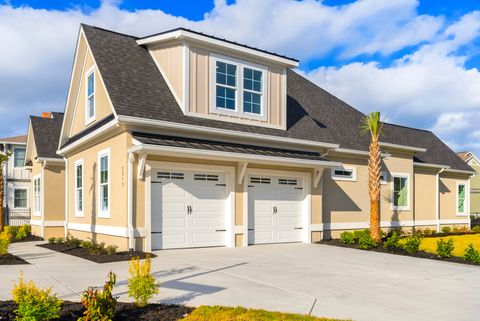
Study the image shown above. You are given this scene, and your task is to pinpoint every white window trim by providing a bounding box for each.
[391,172,410,211]
[456,181,468,216]
[97,148,110,218]
[13,188,29,209]
[209,53,268,121]
[33,174,41,216]
[12,147,26,168]
[85,66,96,125]
[331,166,357,182]
[74,159,84,217]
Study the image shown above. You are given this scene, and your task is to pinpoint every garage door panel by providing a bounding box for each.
[277,229,302,243]
[191,217,222,228]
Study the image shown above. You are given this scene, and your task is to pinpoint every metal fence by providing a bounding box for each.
[4,207,31,226]
[471,213,480,227]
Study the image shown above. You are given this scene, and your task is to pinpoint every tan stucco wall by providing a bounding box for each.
[187,45,286,129]
[44,227,65,239]
[69,36,115,137]
[43,165,65,221]
[439,173,470,220]
[413,168,437,221]
[66,132,130,229]
[68,229,128,250]
[31,225,42,237]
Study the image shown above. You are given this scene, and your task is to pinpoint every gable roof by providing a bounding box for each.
[0,135,27,145]
[457,151,480,165]
[30,112,64,159]
[80,24,472,172]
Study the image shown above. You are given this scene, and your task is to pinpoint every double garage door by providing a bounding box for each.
[151,168,305,250]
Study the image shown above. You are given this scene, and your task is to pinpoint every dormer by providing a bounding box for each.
[138,29,299,130]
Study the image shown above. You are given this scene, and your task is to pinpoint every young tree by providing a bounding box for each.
[0,151,12,232]
[361,112,383,242]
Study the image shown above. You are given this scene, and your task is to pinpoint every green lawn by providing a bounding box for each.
[420,234,480,257]
[180,306,350,321]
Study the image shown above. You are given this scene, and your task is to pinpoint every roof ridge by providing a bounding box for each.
[81,23,139,40]
[383,121,430,133]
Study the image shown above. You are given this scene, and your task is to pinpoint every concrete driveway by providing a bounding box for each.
[2,241,479,321]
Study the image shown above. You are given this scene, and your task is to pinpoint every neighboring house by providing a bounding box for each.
[24,112,65,238]
[0,134,30,226]
[457,151,480,215]
[56,24,475,252]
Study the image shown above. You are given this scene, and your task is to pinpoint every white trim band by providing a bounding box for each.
[67,222,146,237]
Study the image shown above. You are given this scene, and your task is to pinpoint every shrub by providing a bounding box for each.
[80,240,94,250]
[15,225,28,240]
[340,231,355,245]
[0,231,11,256]
[402,236,422,254]
[4,226,18,240]
[353,229,368,243]
[383,232,400,251]
[452,225,468,233]
[12,272,62,321]
[441,226,451,234]
[436,238,455,258]
[55,237,65,244]
[105,245,118,256]
[357,230,377,249]
[79,272,117,321]
[471,226,480,233]
[128,256,160,307]
[48,237,56,244]
[65,235,81,248]
[463,244,480,264]
[417,228,435,237]
[90,242,106,255]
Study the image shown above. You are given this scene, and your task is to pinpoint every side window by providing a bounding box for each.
[215,61,237,111]
[33,176,41,215]
[13,148,25,168]
[392,174,409,210]
[98,150,110,218]
[14,189,28,208]
[75,160,84,215]
[86,68,95,123]
[457,183,466,215]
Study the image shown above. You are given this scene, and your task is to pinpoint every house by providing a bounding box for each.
[24,112,65,238]
[0,134,30,226]
[457,151,480,215]
[56,24,475,252]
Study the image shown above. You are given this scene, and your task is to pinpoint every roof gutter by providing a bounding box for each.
[128,143,342,168]
[379,142,427,153]
[37,157,65,164]
[118,115,340,150]
[443,168,477,175]
[413,162,450,170]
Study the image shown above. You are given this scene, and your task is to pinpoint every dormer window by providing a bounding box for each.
[211,54,267,119]
[85,67,95,124]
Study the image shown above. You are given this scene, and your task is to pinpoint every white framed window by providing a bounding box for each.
[13,147,25,168]
[392,173,410,210]
[33,175,41,216]
[331,166,357,182]
[98,149,110,218]
[210,54,267,119]
[380,171,388,185]
[75,159,84,216]
[14,189,28,209]
[85,66,95,124]
[457,182,467,216]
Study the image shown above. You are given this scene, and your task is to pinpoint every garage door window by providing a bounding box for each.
[250,177,271,184]
[331,167,357,181]
[157,172,184,180]
[194,174,219,181]
[279,178,298,185]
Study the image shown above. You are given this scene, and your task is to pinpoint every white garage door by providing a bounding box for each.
[151,170,227,250]
[248,175,304,245]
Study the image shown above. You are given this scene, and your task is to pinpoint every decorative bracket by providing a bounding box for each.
[314,168,324,188]
[237,162,248,185]
[137,153,147,180]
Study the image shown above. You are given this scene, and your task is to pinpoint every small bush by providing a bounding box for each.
[402,236,422,254]
[452,225,468,233]
[417,228,435,237]
[471,226,480,233]
[90,242,106,255]
[105,245,118,255]
[55,237,65,244]
[357,230,377,249]
[12,272,62,321]
[436,238,455,258]
[79,272,117,321]
[463,244,480,264]
[128,256,160,307]
[383,232,400,251]
[48,237,56,244]
[352,229,368,243]
[441,226,451,234]
[15,225,28,240]
[339,231,355,245]
[4,226,18,240]
[80,240,94,250]
[65,235,81,248]
[0,231,11,256]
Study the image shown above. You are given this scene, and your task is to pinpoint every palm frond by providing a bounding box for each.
[360,112,383,137]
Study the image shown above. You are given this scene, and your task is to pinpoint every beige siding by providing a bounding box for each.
[66,132,130,229]
[414,168,437,221]
[149,42,184,106]
[188,45,286,129]
[439,173,469,220]
[44,165,65,221]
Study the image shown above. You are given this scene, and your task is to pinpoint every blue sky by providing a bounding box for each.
[1,0,480,156]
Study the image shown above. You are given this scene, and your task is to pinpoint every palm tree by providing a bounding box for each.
[0,151,12,232]
[361,112,383,242]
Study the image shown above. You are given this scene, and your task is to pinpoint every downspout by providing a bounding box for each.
[41,160,46,238]
[436,168,446,233]
[127,152,135,251]
[64,157,69,238]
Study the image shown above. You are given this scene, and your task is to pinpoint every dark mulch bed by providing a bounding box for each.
[11,234,43,243]
[0,253,29,265]
[38,243,156,263]
[0,300,194,321]
[319,238,477,266]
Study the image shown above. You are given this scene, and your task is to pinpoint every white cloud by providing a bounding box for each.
[0,0,478,156]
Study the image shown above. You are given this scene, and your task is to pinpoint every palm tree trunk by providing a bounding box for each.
[369,138,381,242]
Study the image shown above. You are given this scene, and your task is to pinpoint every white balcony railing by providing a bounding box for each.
[5,168,31,180]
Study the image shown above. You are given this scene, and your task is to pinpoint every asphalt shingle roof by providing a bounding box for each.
[31,112,64,159]
[81,24,472,172]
